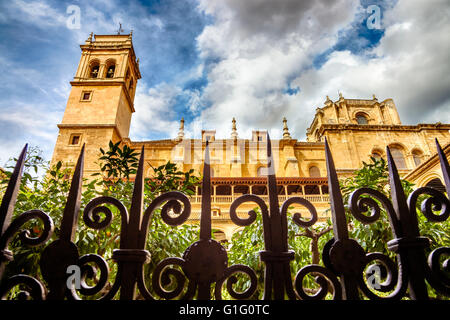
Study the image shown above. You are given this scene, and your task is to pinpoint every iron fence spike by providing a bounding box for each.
[324,137,348,240]
[1,134,449,301]
[128,145,145,244]
[59,144,85,242]
[200,140,211,240]
[0,144,28,235]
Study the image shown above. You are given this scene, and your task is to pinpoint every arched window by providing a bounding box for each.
[105,64,115,78]
[89,61,100,78]
[309,166,320,177]
[356,113,368,125]
[412,150,423,167]
[390,146,407,169]
[371,151,382,160]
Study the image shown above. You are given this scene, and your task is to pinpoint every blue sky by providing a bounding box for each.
[0,0,449,165]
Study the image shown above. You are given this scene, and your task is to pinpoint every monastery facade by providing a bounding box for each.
[51,34,450,240]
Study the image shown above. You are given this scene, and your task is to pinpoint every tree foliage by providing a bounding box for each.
[1,146,449,300]
[341,156,450,255]
[0,142,201,299]
[96,141,140,180]
[341,156,450,299]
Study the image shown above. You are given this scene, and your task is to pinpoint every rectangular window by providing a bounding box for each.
[69,134,81,145]
[81,91,92,101]
[252,131,267,142]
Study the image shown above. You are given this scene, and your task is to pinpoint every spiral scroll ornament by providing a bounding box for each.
[357,252,407,300]
[68,254,110,299]
[348,188,396,224]
[0,209,54,250]
[427,247,450,295]
[294,265,342,300]
[408,187,450,223]
[142,191,192,229]
[151,257,188,300]
[229,194,267,226]
[0,274,46,300]
[214,264,258,300]
[83,196,129,230]
[282,197,318,227]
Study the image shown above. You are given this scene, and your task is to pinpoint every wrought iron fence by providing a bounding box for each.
[0,134,449,300]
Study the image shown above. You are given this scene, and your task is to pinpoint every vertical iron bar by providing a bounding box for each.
[0,144,27,278]
[197,283,211,300]
[41,145,85,300]
[324,138,359,299]
[266,135,285,299]
[0,145,28,235]
[118,146,145,300]
[198,141,212,300]
[59,145,85,242]
[200,141,212,241]
[386,147,429,299]
[259,134,295,300]
[128,146,145,246]
[324,139,348,240]
[266,135,283,252]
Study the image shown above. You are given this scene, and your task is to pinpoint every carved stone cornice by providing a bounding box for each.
[317,123,450,135]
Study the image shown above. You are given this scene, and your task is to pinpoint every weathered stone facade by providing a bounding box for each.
[51,33,140,177]
[51,34,450,240]
[306,94,450,177]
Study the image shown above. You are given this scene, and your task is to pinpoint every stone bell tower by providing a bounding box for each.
[51,32,141,176]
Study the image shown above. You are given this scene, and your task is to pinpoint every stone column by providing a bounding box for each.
[98,63,106,79]
[120,53,127,78]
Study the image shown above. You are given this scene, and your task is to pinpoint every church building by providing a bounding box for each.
[51,33,450,240]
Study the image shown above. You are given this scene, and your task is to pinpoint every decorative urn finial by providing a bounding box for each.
[177,117,185,140]
[282,117,292,140]
[231,117,238,139]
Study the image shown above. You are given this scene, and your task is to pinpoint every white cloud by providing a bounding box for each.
[130,83,183,140]
[7,0,67,28]
[188,0,450,141]
[291,0,450,126]
[0,102,61,165]
[2,0,449,167]
[0,103,61,139]
[192,0,359,139]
